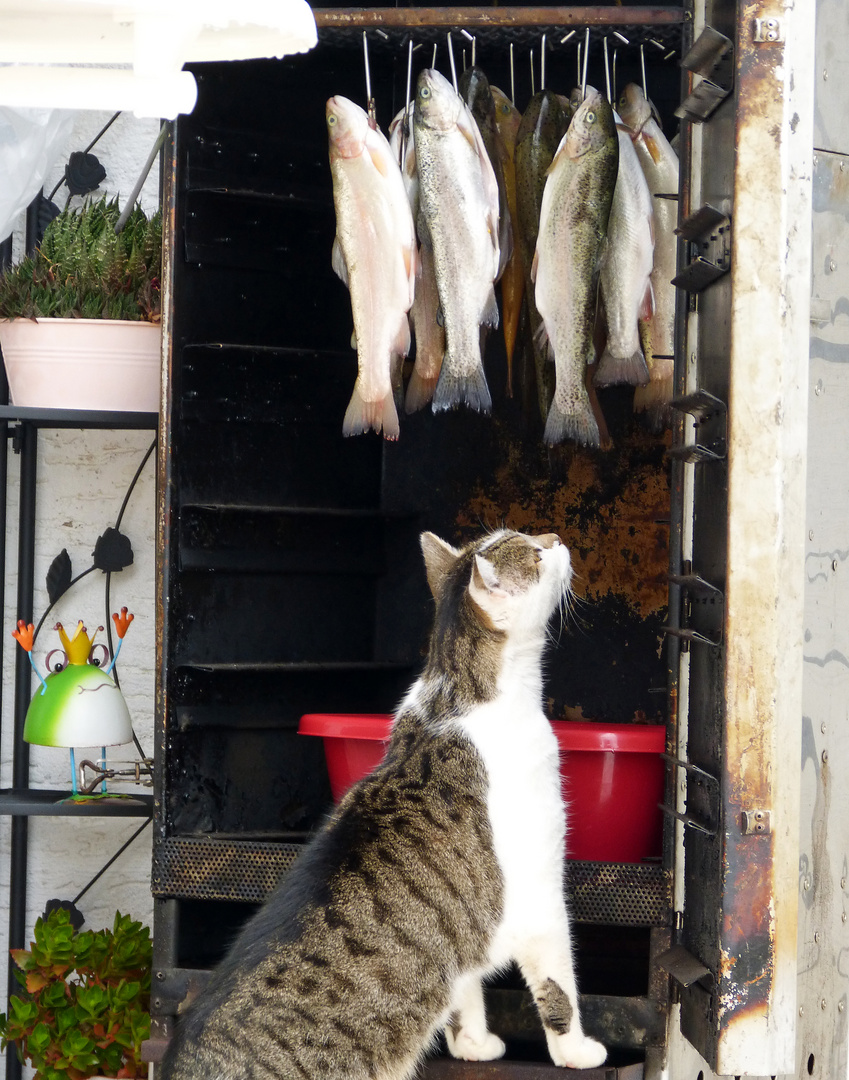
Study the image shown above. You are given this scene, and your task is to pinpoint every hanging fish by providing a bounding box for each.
[459,66,513,280]
[414,68,501,414]
[618,83,680,429]
[514,91,570,420]
[491,85,524,395]
[389,105,445,413]
[595,119,654,388]
[327,96,417,440]
[533,88,619,447]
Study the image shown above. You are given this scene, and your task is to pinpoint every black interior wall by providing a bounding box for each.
[157,24,680,977]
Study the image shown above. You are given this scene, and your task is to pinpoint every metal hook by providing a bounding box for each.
[530,49,535,98]
[510,42,515,104]
[432,43,437,68]
[362,32,376,126]
[603,37,611,103]
[541,33,547,92]
[613,46,618,104]
[447,32,458,92]
[561,29,576,45]
[581,28,590,100]
[640,43,648,99]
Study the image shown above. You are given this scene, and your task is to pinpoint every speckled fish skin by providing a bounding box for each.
[533,88,618,448]
[390,105,446,412]
[595,120,654,388]
[414,68,501,414]
[618,83,679,428]
[514,91,569,421]
[328,95,416,440]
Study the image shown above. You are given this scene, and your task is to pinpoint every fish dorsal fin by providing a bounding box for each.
[332,237,349,286]
[369,146,390,177]
[640,279,655,322]
[642,132,663,166]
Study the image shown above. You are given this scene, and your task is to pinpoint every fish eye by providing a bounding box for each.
[420,86,431,99]
[327,114,337,126]
[586,110,596,123]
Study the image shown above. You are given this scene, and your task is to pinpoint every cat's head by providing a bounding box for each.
[420,529,572,637]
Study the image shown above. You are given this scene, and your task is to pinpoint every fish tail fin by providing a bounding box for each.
[432,360,492,415]
[543,391,600,448]
[343,382,401,441]
[594,347,650,388]
[405,366,440,414]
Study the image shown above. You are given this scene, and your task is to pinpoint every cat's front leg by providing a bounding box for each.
[515,938,607,1070]
[445,972,506,1062]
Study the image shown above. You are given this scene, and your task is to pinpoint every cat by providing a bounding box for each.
[161,528,607,1079]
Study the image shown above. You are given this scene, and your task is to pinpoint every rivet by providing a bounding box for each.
[816,379,824,395]
[842,877,847,890]
[809,529,815,540]
[822,722,828,733]
[822,998,828,1010]
[690,352,697,366]
[815,931,820,942]
[830,260,837,272]
[824,69,829,80]
[840,1001,846,1013]
[823,750,829,763]
[842,912,847,923]
[842,162,847,172]
[804,877,812,891]
[800,1005,805,1016]
[833,559,838,572]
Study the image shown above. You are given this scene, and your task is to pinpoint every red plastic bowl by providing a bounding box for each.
[298,714,665,863]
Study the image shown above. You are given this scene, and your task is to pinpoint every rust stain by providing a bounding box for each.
[456,425,671,619]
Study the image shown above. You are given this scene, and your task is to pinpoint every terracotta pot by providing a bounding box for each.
[0,317,160,412]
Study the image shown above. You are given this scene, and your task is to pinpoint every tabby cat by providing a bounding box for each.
[162,528,606,1078]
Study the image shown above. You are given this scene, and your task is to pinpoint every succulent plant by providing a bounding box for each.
[0,907,152,1080]
[0,197,162,323]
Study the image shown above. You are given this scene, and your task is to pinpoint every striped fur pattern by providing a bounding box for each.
[162,529,606,1079]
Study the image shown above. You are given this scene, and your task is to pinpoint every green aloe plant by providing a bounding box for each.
[0,197,161,323]
[0,908,152,1080]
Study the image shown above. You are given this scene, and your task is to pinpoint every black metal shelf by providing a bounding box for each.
[0,789,153,817]
[0,405,158,429]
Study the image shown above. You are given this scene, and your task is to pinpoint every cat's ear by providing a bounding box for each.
[468,554,510,621]
[420,532,460,600]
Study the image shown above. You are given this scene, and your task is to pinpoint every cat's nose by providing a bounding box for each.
[537,533,562,548]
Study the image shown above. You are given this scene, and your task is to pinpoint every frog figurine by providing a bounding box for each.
[12,608,135,796]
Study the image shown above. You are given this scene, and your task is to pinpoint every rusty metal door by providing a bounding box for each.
[665,0,815,1075]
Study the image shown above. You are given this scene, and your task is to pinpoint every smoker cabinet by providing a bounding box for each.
[147,1,847,1078]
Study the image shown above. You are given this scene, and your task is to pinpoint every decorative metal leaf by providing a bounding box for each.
[46,549,72,604]
[92,527,134,572]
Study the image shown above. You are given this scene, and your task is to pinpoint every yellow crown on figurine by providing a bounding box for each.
[55,621,101,666]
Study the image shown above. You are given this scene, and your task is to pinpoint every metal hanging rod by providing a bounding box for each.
[314,7,685,32]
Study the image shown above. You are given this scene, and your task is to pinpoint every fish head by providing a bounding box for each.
[326,95,369,159]
[491,86,521,151]
[516,90,568,156]
[563,88,617,160]
[617,83,653,134]
[414,68,461,133]
[459,65,496,132]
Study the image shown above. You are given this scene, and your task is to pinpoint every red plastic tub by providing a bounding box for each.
[298,714,665,863]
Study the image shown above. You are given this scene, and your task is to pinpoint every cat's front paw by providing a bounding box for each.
[545,1030,607,1070]
[446,1027,507,1062]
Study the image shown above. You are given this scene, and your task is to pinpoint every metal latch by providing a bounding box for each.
[676,26,734,123]
[753,17,785,43]
[672,204,732,293]
[742,808,772,835]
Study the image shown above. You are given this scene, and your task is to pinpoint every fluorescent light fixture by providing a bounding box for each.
[0,0,318,118]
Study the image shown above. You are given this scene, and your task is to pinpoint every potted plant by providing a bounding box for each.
[0,907,152,1080]
[0,196,162,412]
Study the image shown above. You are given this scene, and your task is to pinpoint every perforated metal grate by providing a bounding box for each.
[153,838,669,926]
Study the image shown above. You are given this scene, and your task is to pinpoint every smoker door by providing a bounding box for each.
[672,0,814,1074]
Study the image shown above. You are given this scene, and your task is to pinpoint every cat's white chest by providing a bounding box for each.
[458,695,567,945]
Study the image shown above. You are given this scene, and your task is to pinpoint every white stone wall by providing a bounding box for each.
[0,111,160,1047]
